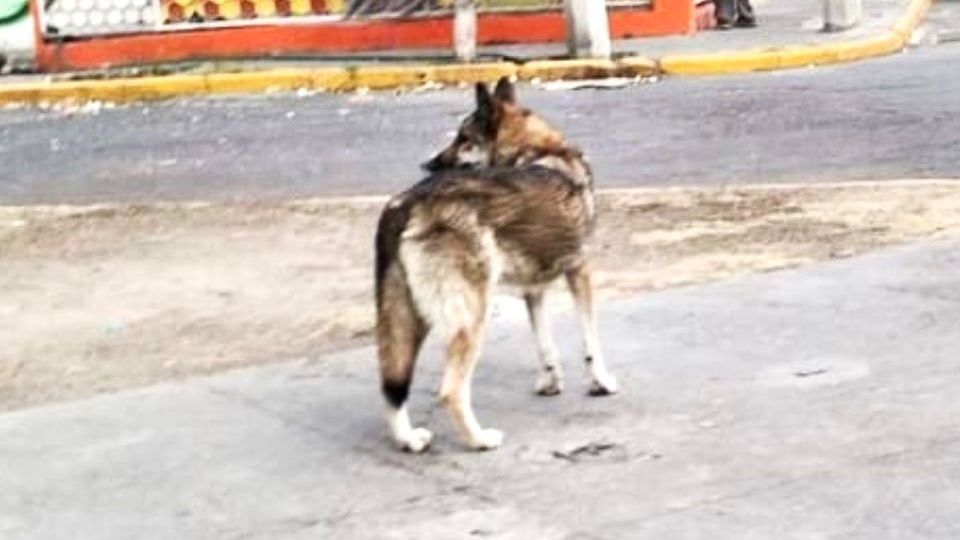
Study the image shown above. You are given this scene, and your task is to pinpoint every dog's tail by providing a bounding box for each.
[375,201,427,414]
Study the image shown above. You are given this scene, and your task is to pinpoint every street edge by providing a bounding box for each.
[659,0,931,75]
[0,59,658,105]
[0,0,931,105]
[4,179,959,212]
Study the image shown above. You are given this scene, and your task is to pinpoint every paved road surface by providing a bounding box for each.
[1,42,959,204]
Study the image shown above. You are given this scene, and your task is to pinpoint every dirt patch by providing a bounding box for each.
[2,181,959,411]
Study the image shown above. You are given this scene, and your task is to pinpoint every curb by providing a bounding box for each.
[660,0,930,75]
[0,58,659,105]
[5,179,959,216]
[0,0,930,105]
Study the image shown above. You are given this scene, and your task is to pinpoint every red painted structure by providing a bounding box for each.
[31,0,697,72]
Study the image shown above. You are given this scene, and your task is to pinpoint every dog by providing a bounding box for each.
[374,77,617,453]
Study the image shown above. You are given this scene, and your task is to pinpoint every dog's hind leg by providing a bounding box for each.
[439,313,503,451]
[524,290,564,396]
[565,264,618,396]
[434,258,503,450]
[377,264,432,453]
[401,220,504,451]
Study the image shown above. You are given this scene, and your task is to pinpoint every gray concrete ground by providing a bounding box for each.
[2,235,959,539]
[485,0,908,59]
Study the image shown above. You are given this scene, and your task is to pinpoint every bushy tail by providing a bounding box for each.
[375,204,426,410]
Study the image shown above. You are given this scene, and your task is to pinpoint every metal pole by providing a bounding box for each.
[564,0,611,59]
[823,0,861,31]
[454,0,477,62]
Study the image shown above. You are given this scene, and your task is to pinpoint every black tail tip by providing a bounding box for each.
[382,380,411,409]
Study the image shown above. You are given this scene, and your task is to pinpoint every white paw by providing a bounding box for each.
[398,427,433,453]
[589,373,618,396]
[535,370,564,396]
[468,428,504,451]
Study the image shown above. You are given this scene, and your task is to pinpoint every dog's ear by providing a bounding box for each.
[474,82,498,133]
[493,77,516,105]
[475,82,494,117]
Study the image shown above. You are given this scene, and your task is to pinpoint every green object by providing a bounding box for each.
[0,0,28,23]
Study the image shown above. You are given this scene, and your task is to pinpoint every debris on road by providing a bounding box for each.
[536,76,652,91]
[552,441,620,462]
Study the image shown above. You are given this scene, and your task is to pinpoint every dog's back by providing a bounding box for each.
[382,165,593,285]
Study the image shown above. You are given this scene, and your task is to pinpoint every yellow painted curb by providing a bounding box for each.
[204,69,321,95]
[119,76,211,101]
[0,82,60,104]
[660,0,930,75]
[0,63,523,105]
[616,56,659,76]
[775,44,840,68]
[659,49,781,75]
[517,57,659,80]
[348,65,431,90]
[892,0,929,39]
[426,63,518,84]
[518,59,622,81]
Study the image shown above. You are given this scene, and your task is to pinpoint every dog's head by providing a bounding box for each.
[422,77,568,172]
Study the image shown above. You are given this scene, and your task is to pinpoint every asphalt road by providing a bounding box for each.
[1,44,959,205]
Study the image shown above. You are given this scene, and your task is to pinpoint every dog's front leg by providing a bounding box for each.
[524,290,564,395]
[565,265,618,396]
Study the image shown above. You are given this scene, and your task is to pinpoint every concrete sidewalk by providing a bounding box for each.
[0,0,930,103]
[487,0,910,59]
[124,0,912,69]
[2,235,959,539]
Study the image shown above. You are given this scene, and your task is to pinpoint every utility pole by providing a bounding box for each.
[454,0,477,62]
[564,0,611,59]
[823,0,861,31]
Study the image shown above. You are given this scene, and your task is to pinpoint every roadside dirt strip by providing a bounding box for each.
[2,180,959,411]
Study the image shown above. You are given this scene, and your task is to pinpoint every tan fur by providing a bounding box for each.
[494,105,567,166]
[376,78,617,453]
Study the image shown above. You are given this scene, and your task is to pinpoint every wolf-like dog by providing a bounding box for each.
[375,77,617,453]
